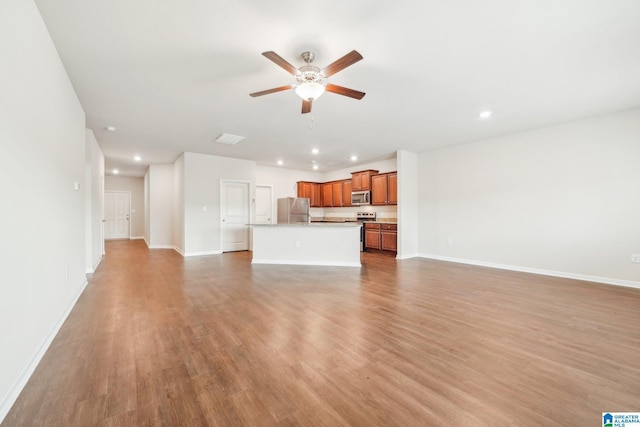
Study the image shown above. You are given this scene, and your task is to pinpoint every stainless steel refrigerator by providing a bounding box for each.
[277,197,310,224]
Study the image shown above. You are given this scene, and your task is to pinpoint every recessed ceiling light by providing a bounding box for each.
[350,155,358,161]
[112,169,119,174]
[479,111,492,119]
[311,148,319,155]
[312,164,319,170]
[105,125,117,132]
[134,156,141,162]
[277,160,283,166]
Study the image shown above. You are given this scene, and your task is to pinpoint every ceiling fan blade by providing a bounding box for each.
[262,51,298,75]
[301,99,312,114]
[249,85,293,97]
[322,50,363,77]
[325,84,366,100]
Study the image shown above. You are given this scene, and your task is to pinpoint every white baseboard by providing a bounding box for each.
[129,236,144,240]
[0,279,89,424]
[147,244,177,250]
[396,252,420,260]
[183,250,222,257]
[85,255,103,274]
[144,242,222,258]
[252,259,361,267]
[145,245,199,259]
[418,253,640,290]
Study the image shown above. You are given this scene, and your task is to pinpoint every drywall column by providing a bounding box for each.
[397,149,419,259]
[147,164,175,249]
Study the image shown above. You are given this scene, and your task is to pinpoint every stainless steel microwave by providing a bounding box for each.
[351,191,371,206]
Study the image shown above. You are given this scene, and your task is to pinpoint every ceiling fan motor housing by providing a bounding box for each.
[296,65,325,85]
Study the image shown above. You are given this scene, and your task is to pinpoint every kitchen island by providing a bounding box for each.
[251,222,361,267]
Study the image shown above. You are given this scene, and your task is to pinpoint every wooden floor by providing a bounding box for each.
[3,240,640,426]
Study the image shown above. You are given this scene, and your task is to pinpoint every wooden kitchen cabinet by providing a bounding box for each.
[371,172,398,206]
[342,180,352,207]
[381,223,398,251]
[298,171,391,208]
[322,183,333,207]
[364,223,381,250]
[296,181,322,207]
[351,170,379,191]
[364,222,397,253]
[312,183,322,207]
[331,181,343,207]
[371,174,388,205]
[387,172,397,205]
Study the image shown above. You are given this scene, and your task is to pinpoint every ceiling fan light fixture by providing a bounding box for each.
[295,82,325,101]
[251,49,364,113]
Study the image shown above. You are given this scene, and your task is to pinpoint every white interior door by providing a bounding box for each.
[221,181,250,252]
[255,185,273,224]
[104,191,130,240]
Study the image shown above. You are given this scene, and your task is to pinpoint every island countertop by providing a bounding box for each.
[251,221,361,267]
[250,222,360,227]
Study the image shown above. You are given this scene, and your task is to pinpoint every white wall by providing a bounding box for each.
[256,165,321,200]
[144,170,150,244]
[105,175,145,239]
[397,150,419,259]
[418,108,640,287]
[322,158,397,182]
[85,130,105,272]
[0,0,87,421]
[183,152,256,255]
[173,154,185,253]
[148,164,175,248]
[256,165,323,223]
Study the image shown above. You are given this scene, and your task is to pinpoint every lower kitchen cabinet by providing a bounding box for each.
[364,224,380,250]
[381,224,398,251]
[364,223,397,253]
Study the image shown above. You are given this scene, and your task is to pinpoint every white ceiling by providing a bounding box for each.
[34,0,640,176]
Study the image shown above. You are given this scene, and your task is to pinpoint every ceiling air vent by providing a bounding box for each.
[215,133,245,145]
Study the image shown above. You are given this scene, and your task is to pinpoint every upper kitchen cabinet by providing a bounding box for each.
[371,172,397,206]
[342,180,352,207]
[331,181,343,207]
[322,182,333,207]
[351,170,379,191]
[387,172,397,204]
[296,181,322,207]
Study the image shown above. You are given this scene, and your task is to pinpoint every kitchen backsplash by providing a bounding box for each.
[311,205,398,223]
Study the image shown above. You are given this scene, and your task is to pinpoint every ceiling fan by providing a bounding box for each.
[250,50,366,114]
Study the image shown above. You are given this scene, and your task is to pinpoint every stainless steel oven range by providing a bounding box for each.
[356,212,376,251]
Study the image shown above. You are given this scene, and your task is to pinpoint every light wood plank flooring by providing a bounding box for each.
[3,239,640,426]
